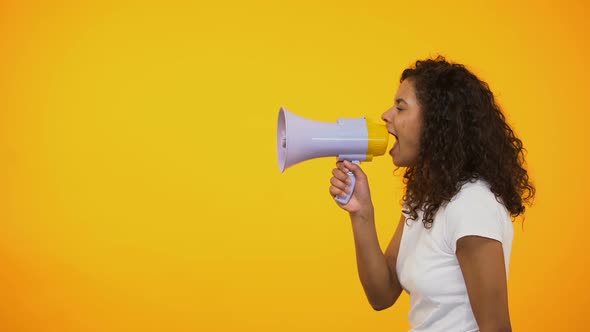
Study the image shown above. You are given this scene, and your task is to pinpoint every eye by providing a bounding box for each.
[396,107,404,112]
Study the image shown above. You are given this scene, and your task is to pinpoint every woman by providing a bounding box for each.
[329,56,535,332]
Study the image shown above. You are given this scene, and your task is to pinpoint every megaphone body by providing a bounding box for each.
[277,107,389,204]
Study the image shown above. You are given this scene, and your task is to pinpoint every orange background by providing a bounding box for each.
[1,0,588,331]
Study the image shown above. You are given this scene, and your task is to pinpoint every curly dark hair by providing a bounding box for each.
[400,56,535,228]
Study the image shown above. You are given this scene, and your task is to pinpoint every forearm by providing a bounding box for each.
[350,210,400,310]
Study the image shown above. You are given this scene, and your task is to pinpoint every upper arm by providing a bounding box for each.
[456,235,512,332]
[383,214,405,300]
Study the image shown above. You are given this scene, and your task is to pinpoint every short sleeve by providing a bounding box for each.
[444,184,504,254]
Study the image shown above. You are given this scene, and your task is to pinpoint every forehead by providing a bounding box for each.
[395,79,416,100]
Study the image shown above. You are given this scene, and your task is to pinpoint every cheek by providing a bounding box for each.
[398,118,407,130]
[410,117,423,144]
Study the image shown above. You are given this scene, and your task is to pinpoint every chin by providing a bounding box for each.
[392,159,406,167]
[392,157,415,168]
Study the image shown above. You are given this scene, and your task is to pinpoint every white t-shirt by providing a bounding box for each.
[396,179,514,332]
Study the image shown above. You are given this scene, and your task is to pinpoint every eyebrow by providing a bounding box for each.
[395,98,407,105]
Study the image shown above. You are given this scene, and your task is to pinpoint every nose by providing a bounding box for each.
[381,107,394,123]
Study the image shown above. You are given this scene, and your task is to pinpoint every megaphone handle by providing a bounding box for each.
[334,160,359,205]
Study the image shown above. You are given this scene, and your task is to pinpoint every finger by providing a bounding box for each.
[332,168,351,183]
[342,160,356,170]
[336,162,350,173]
[330,177,351,192]
[342,160,366,180]
[329,186,348,198]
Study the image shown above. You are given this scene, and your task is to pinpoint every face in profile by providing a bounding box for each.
[381,79,423,167]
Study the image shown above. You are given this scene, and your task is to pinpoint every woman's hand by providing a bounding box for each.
[329,160,374,216]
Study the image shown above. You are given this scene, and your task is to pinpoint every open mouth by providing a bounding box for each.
[388,131,399,156]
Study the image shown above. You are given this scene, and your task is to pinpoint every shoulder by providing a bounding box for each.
[442,179,510,252]
[446,179,504,216]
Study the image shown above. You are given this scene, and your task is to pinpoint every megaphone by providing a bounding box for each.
[277,106,389,204]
